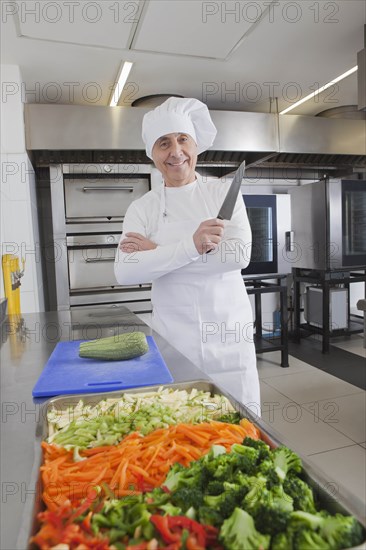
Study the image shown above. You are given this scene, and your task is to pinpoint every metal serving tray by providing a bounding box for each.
[23,380,366,550]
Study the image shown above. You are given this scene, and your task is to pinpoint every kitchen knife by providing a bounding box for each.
[217,160,246,220]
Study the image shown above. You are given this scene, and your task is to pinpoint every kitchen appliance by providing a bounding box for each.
[32,335,173,397]
[289,179,366,270]
[242,195,278,275]
[305,287,348,330]
[49,164,159,312]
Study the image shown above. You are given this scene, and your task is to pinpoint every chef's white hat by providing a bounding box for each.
[142,97,217,159]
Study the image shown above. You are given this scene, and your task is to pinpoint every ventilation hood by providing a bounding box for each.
[25,103,366,179]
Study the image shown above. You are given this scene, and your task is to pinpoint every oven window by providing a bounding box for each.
[246,207,273,262]
[343,189,366,255]
[242,194,278,275]
[342,180,366,267]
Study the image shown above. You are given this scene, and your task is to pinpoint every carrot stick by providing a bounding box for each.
[128,464,157,486]
[143,443,163,471]
[119,460,128,491]
[40,419,260,508]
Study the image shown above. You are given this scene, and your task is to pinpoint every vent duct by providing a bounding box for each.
[25,103,366,178]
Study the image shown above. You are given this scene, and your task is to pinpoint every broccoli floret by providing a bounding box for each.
[198,505,224,527]
[257,458,282,488]
[243,436,271,462]
[170,485,204,511]
[243,476,293,535]
[223,480,250,501]
[206,480,225,495]
[163,459,209,492]
[204,445,258,480]
[242,475,267,512]
[290,510,364,549]
[230,443,260,474]
[272,446,302,481]
[232,470,252,489]
[203,478,250,521]
[204,453,234,480]
[294,528,333,549]
[203,491,239,520]
[283,475,317,513]
[271,531,295,550]
[216,412,241,424]
[253,497,293,536]
[219,508,270,550]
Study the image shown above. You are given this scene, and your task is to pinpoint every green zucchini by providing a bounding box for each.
[79,331,149,361]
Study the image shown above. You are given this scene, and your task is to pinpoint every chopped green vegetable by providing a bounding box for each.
[34,436,365,550]
[288,510,364,550]
[219,507,271,550]
[47,388,236,449]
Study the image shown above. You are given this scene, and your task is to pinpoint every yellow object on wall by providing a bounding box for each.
[2,254,25,316]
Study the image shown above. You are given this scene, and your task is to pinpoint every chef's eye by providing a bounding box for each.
[179,135,188,142]
[159,140,169,148]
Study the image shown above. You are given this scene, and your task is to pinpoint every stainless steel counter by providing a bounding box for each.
[0,307,206,550]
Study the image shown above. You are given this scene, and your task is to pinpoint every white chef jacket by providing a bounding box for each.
[114,176,260,413]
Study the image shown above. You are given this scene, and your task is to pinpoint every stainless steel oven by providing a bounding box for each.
[49,164,159,312]
[289,178,366,271]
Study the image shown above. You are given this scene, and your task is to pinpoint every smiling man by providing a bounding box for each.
[152,132,197,187]
[114,97,260,412]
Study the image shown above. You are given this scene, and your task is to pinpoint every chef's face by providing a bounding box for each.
[152,133,198,187]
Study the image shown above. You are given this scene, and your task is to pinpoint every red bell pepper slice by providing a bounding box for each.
[150,515,181,543]
[166,516,206,546]
[151,514,218,549]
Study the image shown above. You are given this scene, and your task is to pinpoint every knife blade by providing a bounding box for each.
[217,160,246,220]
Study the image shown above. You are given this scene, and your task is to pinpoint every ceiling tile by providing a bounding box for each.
[16,0,138,49]
[133,0,254,59]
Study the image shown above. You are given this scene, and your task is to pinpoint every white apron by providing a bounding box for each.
[151,180,260,413]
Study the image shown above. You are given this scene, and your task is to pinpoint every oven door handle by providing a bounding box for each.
[82,186,134,192]
[84,257,115,263]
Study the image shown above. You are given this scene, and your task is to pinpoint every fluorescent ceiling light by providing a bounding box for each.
[109,61,133,107]
[279,66,358,115]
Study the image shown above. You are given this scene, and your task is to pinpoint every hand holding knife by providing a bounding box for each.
[200,160,245,254]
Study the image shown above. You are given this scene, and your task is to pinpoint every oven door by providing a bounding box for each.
[67,234,150,292]
[64,175,150,222]
[242,195,278,275]
[341,180,366,268]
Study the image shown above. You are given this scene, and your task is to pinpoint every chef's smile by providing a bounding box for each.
[152,132,198,187]
[167,159,186,166]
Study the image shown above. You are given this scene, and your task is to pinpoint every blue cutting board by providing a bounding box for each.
[32,336,173,397]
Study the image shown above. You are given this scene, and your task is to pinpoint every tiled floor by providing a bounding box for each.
[257,335,366,512]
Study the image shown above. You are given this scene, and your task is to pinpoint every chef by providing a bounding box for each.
[114,97,260,413]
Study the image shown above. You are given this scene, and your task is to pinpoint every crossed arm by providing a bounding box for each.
[114,197,252,285]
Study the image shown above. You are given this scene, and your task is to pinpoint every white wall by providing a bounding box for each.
[0,65,44,313]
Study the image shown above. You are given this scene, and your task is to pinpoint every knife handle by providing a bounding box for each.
[205,214,224,253]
